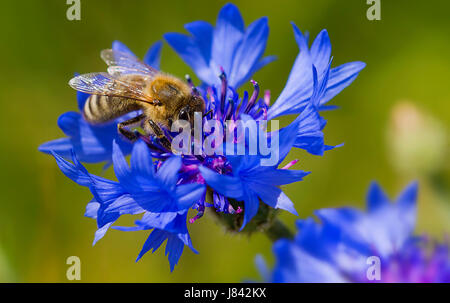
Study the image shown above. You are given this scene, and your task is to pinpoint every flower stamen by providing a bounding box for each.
[245,80,260,113]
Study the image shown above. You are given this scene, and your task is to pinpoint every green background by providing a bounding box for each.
[0,0,448,282]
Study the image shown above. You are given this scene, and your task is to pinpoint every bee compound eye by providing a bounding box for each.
[179,108,189,121]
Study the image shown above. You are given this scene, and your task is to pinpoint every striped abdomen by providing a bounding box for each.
[83,95,141,124]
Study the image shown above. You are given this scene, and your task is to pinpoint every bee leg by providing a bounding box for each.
[203,109,213,119]
[148,120,172,151]
[117,114,145,141]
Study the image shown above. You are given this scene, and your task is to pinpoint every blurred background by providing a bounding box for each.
[0,0,448,282]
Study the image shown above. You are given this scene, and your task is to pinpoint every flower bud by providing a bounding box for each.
[387,101,447,176]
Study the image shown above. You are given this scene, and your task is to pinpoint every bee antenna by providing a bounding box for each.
[186,74,200,96]
[185,74,193,85]
[203,109,213,119]
[192,87,200,96]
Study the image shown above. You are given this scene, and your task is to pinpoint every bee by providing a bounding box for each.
[69,49,206,149]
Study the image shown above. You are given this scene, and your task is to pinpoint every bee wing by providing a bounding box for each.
[69,72,158,104]
[100,49,159,77]
[106,66,154,81]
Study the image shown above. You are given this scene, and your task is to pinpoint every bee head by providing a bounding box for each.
[176,94,206,124]
[177,106,191,122]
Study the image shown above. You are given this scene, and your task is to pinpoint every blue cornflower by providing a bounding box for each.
[39,41,163,164]
[259,182,450,282]
[41,3,365,269]
[52,140,203,271]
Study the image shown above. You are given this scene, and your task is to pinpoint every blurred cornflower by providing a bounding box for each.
[258,182,450,282]
[39,3,364,270]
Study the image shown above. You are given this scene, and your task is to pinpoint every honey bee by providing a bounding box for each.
[69,49,206,149]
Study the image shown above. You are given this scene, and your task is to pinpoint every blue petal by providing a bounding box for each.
[112,40,135,55]
[272,239,347,282]
[136,211,179,231]
[51,151,92,186]
[320,61,366,105]
[76,90,90,111]
[53,151,128,206]
[57,112,80,137]
[103,194,143,215]
[267,25,365,119]
[155,156,182,190]
[255,255,270,282]
[396,181,418,210]
[272,113,301,165]
[130,140,155,178]
[39,138,73,159]
[133,210,195,271]
[136,229,169,262]
[240,191,260,230]
[316,204,398,258]
[293,104,325,155]
[185,21,214,64]
[111,141,133,188]
[252,55,277,76]
[44,111,134,164]
[310,62,331,108]
[112,225,144,232]
[314,207,367,248]
[294,217,330,257]
[93,222,114,245]
[253,168,310,186]
[132,183,202,213]
[229,17,269,88]
[143,41,163,69]
[176,230,198,254]
[319,105,339,111]
[249,182,298,215]
[325,143,343,151]
[89,179,126,204]
[174,183,206,210]
[395,181,418,236]
[137,211,196,254]
[90,193,142,244]
[85,200,100,219]
[310,29,332,76]
[131,191,173,213]
[164,32,217,85]
[198,166,244,199]
[211,3,245,78]
[166,234,185,272]
[267,23,312,119]
[294,132,325,156]
[115,211,189,236]
[366,181,390,212]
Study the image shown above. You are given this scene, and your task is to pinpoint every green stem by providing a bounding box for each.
[264,219,294,242]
